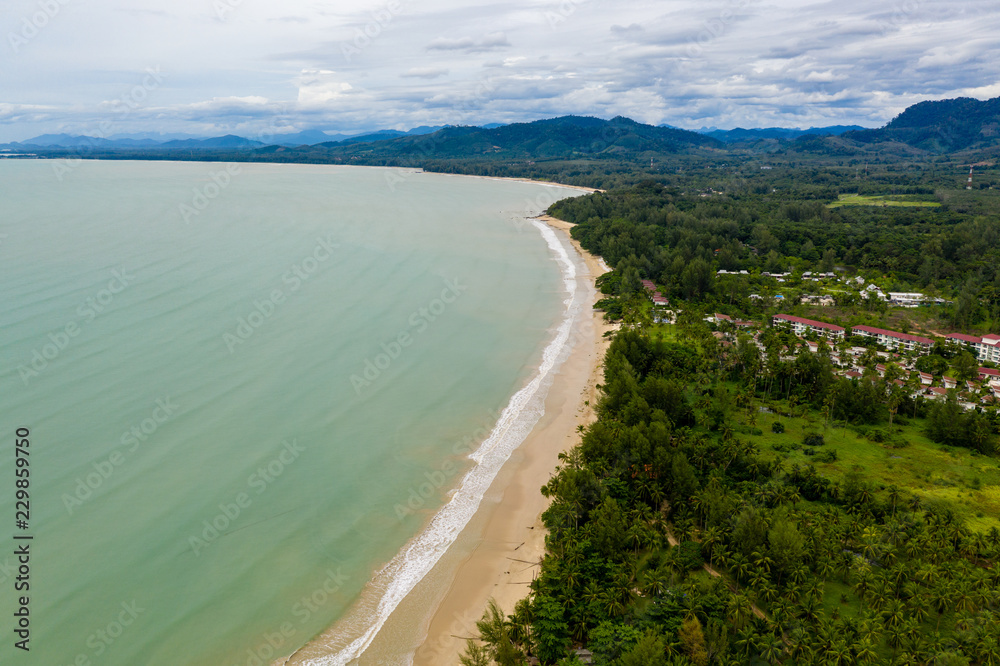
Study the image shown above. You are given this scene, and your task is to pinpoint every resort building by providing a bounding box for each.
[772,314,846,340]
[710,313,754,327]
[850,325,935,354]
[947,333,1000,363]
[641,279,670,307]
[888,292,925,307]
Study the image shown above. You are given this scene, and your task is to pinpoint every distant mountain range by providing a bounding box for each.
[265,115,723,163]
[3,95,998,159]
[1,125,449,151]
[698,125,867,142]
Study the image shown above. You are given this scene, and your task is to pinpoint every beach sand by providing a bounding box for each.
[277,214,611,666]
[407,215,613,665]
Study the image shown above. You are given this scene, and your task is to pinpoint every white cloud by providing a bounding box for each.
[401,67,449,79]
[1,0,999,141]
[427,32,510,52]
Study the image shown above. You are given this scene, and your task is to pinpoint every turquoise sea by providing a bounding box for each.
[0,161,587,665]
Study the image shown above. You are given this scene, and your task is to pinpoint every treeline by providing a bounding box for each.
[461,323,1000,665]
[551,181,1000,328]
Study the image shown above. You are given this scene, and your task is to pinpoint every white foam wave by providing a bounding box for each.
[306,220,583,665]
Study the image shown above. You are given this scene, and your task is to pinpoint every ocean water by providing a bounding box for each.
[0,161,585,665]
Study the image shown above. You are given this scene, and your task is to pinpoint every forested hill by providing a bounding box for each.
[279,115,723,161]
[845,96,1000,153]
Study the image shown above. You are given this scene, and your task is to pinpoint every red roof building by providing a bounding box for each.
[851,325,935,352]
[949,333,1000,364]
[772,314,845,340]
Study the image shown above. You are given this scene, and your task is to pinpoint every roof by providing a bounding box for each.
[845,371,862,379]
[919,372,933,379]
[980,368,1000,377]
[948,333,983,344]
[851,325,935,345]
[641,280,656,291]
[773,314,845,332]
[929,387,948,396]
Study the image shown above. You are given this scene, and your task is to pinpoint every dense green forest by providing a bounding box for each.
[550,180,1000,331]
[458,128,1000,665]
[461,314,1000,665]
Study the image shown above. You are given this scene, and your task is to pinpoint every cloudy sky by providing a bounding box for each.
[2,0,999,142]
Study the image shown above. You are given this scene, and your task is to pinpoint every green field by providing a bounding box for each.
[827,194,943,208]
[747,404,1000,532]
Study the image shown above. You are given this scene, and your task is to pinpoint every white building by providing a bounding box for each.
[889,292,925,307]
[947,333,1000,364]
[852,325,934,354]
[773,314,846,340]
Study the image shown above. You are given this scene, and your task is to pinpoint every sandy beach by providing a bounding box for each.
[408,215,613,665]
[278,213,611,666]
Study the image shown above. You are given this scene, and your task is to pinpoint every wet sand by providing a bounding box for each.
[409,215,612,665]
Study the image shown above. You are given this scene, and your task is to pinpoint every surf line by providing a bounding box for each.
[310,220,582,666]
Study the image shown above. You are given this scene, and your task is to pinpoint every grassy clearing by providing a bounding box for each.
[649,322,679,342]
[827,194,942,208]
[744,404,1000,532]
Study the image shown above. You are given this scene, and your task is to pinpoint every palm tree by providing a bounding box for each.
[880,598,906,631]
[855,637,879,665]
[886,485,902,517]
[760,637,784,665]
[702,526,723,567]
[930,583,953,631]
[825,639,853,666]
[733,628,760,659]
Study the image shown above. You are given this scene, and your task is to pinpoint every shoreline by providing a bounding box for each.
[30,156,604,195]
[270,201,608,665]
[408,215,612,665]
[277,214,611,666]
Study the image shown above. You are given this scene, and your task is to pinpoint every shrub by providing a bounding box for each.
[803,433,825,447]
[771,422,785,434]
[677,541,705,570]
[814,449,838,463]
